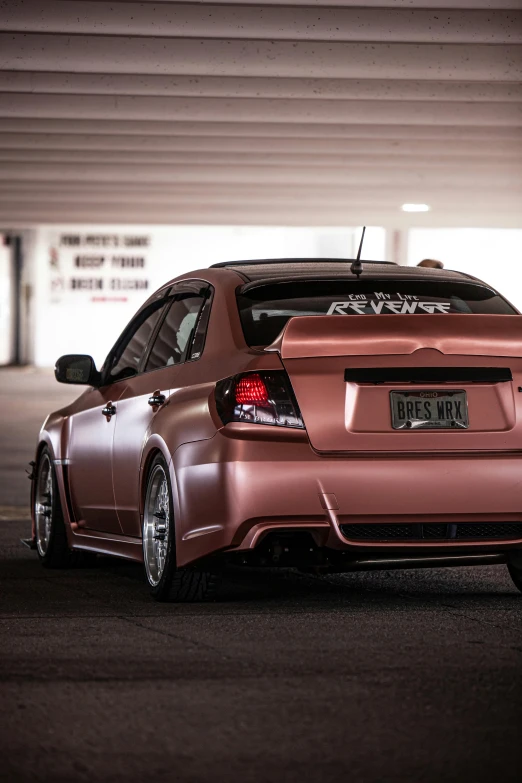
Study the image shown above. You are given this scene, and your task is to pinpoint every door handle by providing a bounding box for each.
[102,402,116,421]
[148,391,166,409]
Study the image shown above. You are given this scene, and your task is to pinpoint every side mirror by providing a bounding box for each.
[55,354,101,386]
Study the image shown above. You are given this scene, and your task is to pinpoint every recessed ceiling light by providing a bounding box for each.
[401,203,431,213]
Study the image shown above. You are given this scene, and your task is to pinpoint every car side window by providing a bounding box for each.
[107,300,166,383]
[145,292,206,372]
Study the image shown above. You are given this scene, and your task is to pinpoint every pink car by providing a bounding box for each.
[31,259,522,600]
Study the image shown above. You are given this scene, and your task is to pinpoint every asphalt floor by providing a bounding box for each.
[1,368,521,783]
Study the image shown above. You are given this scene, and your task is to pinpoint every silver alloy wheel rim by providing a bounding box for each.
[35,453,53,557]
[143,464,171,587]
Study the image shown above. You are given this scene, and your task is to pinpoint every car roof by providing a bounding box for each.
[209,258,480,290]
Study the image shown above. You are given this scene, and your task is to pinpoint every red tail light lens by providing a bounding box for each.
[215,371,304,429]
[234,373,270,407]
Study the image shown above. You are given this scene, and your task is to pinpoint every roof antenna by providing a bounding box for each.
[351,226,366,278]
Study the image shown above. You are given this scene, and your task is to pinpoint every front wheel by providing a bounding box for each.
[142,454,220,602]
[34,447,74,568]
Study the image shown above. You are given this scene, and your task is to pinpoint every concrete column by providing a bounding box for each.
[385,228,409,266]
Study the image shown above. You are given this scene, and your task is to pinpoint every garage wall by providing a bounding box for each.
[407,228,522,311]
[20,224,522,367]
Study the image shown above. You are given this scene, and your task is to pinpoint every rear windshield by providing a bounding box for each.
[237,279,517,346]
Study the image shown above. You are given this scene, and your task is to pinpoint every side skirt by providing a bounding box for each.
[69,526,143,562]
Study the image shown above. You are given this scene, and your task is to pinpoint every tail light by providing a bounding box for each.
[215,371,304,429]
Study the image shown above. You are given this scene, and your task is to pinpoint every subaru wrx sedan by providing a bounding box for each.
[31,259,522,600]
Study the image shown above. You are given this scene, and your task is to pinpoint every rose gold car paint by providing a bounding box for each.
[171,427,522,567]
[270,314,522,452]
[32,264,522,570]
[67,385,124,534]
[284,352,520,452]
[269,313,522,359]
[112,368,172,537]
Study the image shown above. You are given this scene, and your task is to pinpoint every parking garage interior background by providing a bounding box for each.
[1,2,522,783]
[0,0,521,368]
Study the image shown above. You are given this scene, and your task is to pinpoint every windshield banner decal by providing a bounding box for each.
[326,293,451,315]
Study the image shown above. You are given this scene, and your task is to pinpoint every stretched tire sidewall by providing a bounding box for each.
[143,454,177,600]
[35,446,69,568]
[507,563,522,594]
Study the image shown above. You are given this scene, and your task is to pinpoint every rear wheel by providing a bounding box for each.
[142,454,219,602]
[507,557,522,594]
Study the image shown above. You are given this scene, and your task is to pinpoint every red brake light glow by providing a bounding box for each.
[235,373,270,407]
[215,370,304,429]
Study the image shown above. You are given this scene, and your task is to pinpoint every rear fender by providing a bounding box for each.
[139,434,187,563]
[139,434,174,516]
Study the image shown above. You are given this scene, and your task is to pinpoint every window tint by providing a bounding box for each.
[237,279,517,346]
[145,293,205,372]
[108,301,165,382]
[188,290,212,360]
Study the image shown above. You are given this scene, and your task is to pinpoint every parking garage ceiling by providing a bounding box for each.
[0,0,521,227]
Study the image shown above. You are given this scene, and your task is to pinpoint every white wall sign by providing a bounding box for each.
[49,232,151,304]
[35,228,158,367]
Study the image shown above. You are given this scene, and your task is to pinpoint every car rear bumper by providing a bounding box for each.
[172,424,522,567]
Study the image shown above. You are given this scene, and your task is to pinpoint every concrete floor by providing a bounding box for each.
[1,368,521,783]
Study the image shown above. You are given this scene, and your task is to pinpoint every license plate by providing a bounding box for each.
[390,390,469,430]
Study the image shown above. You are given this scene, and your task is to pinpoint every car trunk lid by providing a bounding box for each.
[267,314,522,452]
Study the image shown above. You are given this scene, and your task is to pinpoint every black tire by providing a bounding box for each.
[34,447,77,568]
[142,453,220,602]
[507,557,522,594]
